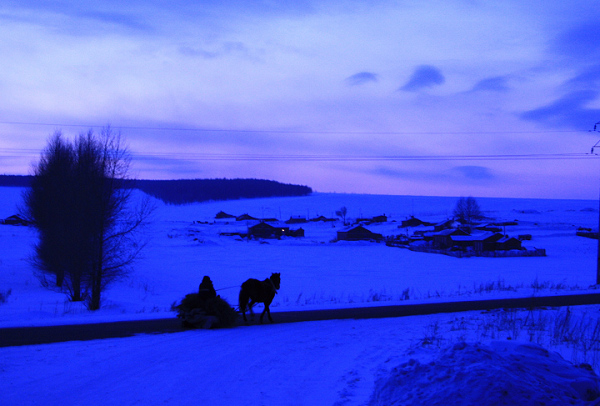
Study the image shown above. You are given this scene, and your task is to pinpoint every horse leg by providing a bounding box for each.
[248,300,256,320]
[261,303,273,323]
[239,290,248,322]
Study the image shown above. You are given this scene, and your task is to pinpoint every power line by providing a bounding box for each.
[2,149,597,163]
[132,153,596,161]
[0,120,586,136]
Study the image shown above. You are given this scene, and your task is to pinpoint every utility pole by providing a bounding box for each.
[597,189,600,285]
[591,121,600,284]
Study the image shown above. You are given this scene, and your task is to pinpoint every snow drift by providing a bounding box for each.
[370,341,600,406]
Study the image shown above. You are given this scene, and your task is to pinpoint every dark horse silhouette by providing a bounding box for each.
[238,272,281,323]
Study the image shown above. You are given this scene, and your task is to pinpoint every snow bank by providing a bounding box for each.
[369,341,600,406]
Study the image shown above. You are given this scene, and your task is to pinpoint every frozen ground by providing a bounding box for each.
[2,187,600,405]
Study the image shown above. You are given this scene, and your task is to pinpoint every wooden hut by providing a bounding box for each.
[248,222,288,239]
[337,225,383,241]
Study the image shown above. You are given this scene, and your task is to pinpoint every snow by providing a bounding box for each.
[370,341,600,405]
[2,187,600,405]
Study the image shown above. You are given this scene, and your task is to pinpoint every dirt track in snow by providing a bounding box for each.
[2,293,600,347]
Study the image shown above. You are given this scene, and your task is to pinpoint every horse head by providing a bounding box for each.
[270,272,281,290]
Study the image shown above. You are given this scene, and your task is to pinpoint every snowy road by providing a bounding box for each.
[3,292,600,347]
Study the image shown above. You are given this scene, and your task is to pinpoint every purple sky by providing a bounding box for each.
[1,1,600,199]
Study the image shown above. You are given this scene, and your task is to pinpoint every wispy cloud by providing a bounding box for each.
[552,21,600,62]
[520,90,600,129]
[399,65,445,92]
[450,166,494,181]
[345,72,378,86]
[179,42,250,59]
[375,164,494,183]
[471,76,509,92]
[564,64,600,91]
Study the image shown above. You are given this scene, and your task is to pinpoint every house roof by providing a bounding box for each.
[310,216,336,222]
[236,214,258,221]
[249,222,282,231]
[401,216,423,225]
[435,219,455,226]
[451,232,502,242]
[497,236,520,243]
[337,225,383,240]
[215,211,236,219]
[340,225,372,233]
[435,228,469,236]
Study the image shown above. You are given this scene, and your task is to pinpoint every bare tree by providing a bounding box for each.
[24,127,153,309]
[24,133,75,291]
[336,206,348,225]
[453,196,483,228]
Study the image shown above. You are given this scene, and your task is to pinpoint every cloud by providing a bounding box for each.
[0,2,155,36]
[471,76,509,92]
[179,41,250,59]
[75,10,153,33]
[374,165,494,183]
[521,65,600,129]
[450,166,494,181]
[345,72,378,86]
[520,90,600,129]
[552,22,600,61]
[400,65,445,92]
[564,64,600,91]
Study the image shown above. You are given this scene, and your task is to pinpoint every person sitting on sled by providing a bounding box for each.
[198,275,217,304]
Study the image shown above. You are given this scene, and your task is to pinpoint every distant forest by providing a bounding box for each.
[131,178,312,204]
[0,175,312,204]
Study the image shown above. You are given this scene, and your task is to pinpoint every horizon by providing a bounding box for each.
[1,1,600,199]
[0,174,597,202]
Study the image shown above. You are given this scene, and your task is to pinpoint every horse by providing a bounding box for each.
[238,272,281,323]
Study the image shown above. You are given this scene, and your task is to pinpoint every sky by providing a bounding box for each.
[1,0,600,199]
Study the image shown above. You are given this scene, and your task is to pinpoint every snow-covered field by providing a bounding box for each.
[2,187,600,405]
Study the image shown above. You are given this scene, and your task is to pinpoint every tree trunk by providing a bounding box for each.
[55,271,64,288]
[88,239,104,311]
[89,272,101,311]
[71,279,83,302]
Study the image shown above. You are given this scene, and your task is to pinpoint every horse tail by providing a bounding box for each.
[238,283,250,313]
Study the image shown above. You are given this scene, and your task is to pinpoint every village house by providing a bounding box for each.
[215,211,236,219]
[287,228,305,237]
[475,224,502,233]
[248,222,288,239]
[398,215,535,256]
[401,216,426,228]
[433,219,459,232]
[495,236,523,251]
[432,228,470,249]
[451,232,503,252]
[337,225,383,242]
[285,216,308,224]
[260,217,279,223]
[414,225,526,253]
[310,215,337,222]
[236,214,258,221]
[247,222,304,239]
[356,214,387,224]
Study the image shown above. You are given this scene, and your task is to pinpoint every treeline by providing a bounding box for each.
[0,175,312,204]
[131,178,312,204]
[0,175,30,187]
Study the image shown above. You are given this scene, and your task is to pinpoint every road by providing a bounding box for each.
[2,293,600,347]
